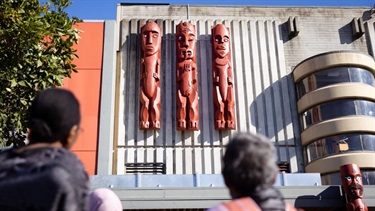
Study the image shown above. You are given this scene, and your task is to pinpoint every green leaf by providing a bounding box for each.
[20,99,27,106]
[37,59,43,67]
[11,79,17,87]
[18,81,26,87]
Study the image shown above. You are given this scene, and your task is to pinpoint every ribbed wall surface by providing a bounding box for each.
[115,18,299,174]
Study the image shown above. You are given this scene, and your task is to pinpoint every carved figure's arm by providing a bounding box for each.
[153,59,160,81]
[192,63,197,83]
[227,62,233,85]
[177,66,182,82]
[213,67,219,83]
[141,58,146,79]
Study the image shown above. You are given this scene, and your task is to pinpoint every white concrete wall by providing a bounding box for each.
[114,5,374,175]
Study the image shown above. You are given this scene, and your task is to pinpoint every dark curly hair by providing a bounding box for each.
[27,88,80,147]
[222,132,279,197]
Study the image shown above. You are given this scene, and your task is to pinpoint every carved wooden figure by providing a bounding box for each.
[176,22,199,131]
[139,21,161,130]
[211,24,236,130]
[340,164,368,211]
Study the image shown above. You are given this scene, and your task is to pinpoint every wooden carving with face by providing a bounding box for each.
[340,164,368,211]
[139,21,161,130]
[212,24,236,130]
[175,22,199,131]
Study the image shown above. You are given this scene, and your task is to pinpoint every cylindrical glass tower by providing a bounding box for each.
[293,51,375,185]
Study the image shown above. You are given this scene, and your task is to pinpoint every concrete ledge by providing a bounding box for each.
[103,185,375,209]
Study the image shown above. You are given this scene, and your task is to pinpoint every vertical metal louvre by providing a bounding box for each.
[116,18,299,174]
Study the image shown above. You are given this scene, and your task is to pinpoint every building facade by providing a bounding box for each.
[97,4,375,181]
[69,4,375,209]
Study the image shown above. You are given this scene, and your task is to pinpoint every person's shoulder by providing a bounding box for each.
[52,148,89,179]
[0,148,12,159]
[208,197,261,211]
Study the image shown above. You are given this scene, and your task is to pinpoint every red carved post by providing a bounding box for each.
[176,22,199,131]
[211,24,236,130]
[139,21,161,130]
[340,164,368,211]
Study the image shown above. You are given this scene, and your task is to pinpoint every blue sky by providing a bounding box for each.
[66,0,374,20]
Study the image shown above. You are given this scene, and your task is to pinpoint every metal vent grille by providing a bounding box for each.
[277,162,291,173]
[125,163,166,174]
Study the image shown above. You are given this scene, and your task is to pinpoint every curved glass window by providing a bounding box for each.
[305,133,375,163]
[300,99,375,130]
[321,170,375,185]
[296,67,375,99]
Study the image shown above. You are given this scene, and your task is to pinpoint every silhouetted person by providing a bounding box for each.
[0,88,89,211]
[208,132,297,211]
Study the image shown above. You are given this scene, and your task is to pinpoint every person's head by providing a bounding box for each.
[222,132,279,198]
[27,88,81,149]
[141,21,161,56]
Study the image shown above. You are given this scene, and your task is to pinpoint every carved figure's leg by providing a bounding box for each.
[187,89,199,130]
[150,87,161,129]
[213,86,225,129]
[140,90,150,129]
[177,90,187,130]
[225,87,236,129]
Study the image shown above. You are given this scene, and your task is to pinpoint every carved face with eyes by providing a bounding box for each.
[212,24,230,58]
[176,22,196,61]
[141,21,161,56]
[340,164,365,199]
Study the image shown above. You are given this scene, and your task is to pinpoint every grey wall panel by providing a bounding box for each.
[116,18,300,174]
[97,20,117,175]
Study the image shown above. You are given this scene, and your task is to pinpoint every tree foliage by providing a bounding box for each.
[0,0,81,148]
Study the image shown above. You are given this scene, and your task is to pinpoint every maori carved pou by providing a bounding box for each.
[139,21,161,130]
[211,24,236,130]
[340,164,368,211]
[176,22,199,131]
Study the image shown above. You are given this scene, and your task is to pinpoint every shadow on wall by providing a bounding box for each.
[294,186,346,211]
[339,10,372,45]
[338,22,356,44]
[249,74,299,147]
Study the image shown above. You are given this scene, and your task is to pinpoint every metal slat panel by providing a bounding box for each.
[117,20,130,147]
[117,18,299,174]
[126,19,140,147]
[231,20,247,132]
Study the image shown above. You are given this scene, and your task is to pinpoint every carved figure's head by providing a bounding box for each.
[141,21,161,56]
[340,164,365,200]
[176,22,196,61]
[212,24,230,58]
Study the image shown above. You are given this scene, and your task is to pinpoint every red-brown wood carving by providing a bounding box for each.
[176,22,199,131]
[340,164,368,211]
[211,24,236,130]
[139,21,161,130]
